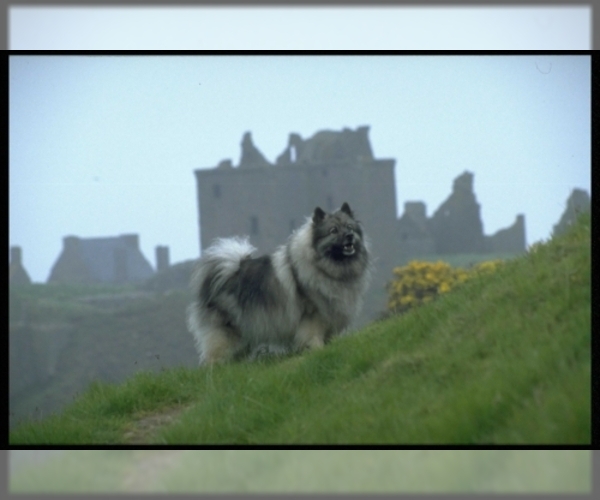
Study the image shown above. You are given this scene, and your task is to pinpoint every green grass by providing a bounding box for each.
[9,450,591,493]
[9,212,590,444]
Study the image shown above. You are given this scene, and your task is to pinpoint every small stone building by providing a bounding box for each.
[47,234,154,285]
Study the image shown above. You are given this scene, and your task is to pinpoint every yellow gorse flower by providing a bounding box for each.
[387,259,503,314]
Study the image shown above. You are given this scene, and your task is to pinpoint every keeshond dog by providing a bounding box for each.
[187,202,370,364]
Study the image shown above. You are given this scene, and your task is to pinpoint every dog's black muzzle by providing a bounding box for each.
[342,232,356,256]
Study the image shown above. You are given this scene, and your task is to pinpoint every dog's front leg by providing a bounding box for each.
[295,317,326,351]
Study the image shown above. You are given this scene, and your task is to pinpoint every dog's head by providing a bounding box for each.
[311,202,365,261]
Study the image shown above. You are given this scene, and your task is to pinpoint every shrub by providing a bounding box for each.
[387,259,503,314]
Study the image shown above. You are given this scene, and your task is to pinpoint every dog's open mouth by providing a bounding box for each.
[342,243,356,256]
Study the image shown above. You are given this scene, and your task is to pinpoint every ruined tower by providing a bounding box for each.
[429,171,486,254]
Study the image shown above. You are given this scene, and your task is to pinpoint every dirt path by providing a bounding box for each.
[123,405,189,444]
[120,450,185,492]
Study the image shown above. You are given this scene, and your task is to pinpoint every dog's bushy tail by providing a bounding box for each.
[187,237,256,363]
[189,237,256,303]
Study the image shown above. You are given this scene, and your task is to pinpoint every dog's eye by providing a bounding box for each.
[329,227,338,234]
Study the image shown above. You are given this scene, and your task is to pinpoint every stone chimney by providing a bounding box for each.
[156,245,170,272]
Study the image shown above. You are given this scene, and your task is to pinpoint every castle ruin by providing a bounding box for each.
[193,126,527,325]
[397,171,526,261]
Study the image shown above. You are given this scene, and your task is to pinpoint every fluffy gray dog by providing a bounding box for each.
[187,202,370,364]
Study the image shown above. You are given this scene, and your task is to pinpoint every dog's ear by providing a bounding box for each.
[340,202,354,218]
[313,207,326,224]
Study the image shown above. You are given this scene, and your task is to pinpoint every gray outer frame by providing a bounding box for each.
[3,450,596,498]
[3,1,595,500]
[4,0,595,50]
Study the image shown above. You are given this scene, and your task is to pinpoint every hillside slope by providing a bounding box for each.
[10,213,590,444]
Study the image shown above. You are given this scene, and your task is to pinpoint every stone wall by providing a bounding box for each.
[484,215,526,253]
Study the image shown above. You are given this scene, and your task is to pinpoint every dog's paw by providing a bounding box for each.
[247,344,291,362]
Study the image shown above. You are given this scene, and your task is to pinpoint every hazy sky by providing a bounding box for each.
[8,6,592,50]
[9,55,590,283]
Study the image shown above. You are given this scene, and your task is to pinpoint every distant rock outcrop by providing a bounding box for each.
[552,188,590,237]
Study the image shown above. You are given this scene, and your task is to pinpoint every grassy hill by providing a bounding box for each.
[9,212,590,444]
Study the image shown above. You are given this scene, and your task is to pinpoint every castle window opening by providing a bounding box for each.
[213,184,221,198]
[290,145,296,162]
